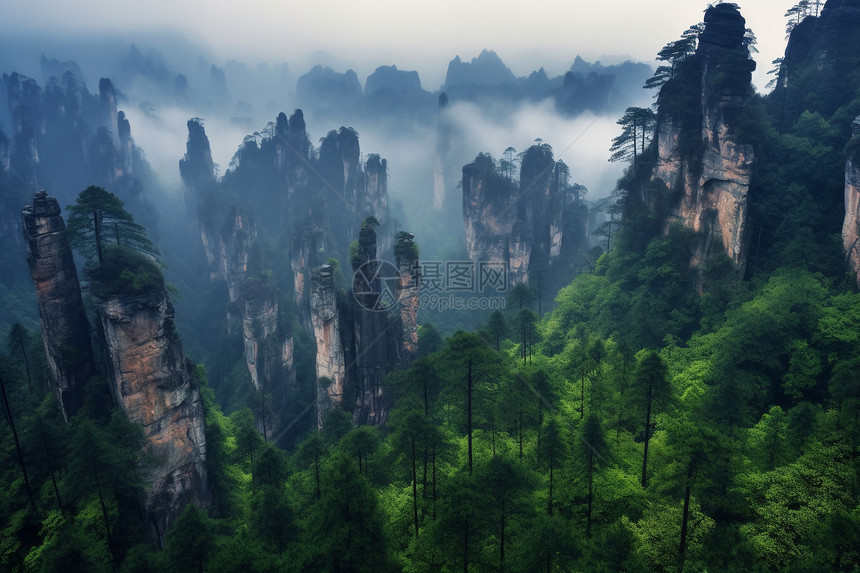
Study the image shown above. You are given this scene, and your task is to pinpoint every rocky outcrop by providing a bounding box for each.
[843,117,860,287]
[236,278,295,440]
[646,3,755,277]
[291,225,326,331]
[463,154,521,278]
[22,191,95,419]
[362,154,389,227]
[777,0,860,122]
[180,118,298,443]
[179,119,250,295]
[348,224,391,426]
[462,146,588,286]
[296,66,362,109]
[310,264,346,428]
[3,73,41,181]
[395,232,420,364]
[93,277,210,543]
[365,65,422,94]
[179,118,216,201]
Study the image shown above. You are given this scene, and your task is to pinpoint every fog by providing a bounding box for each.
[441,100,627,197]
[2,0,790,91]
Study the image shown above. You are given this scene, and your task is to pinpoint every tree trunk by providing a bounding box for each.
[500,502,506,571]
[17,336,32,394]
[580,372,585,419]
[518,406,523,460]
[432,444,437,520]
[93,210,103,264]
[641,380,653,488]
[39,420,64,517]
[537,398,543,458]
[412,434,419,538]
[587,449,594,538]
[548,456,554,516]
[679,459,696,567]
[92,458,114,561]
[467,357,473,474]
[463,518,469,573]
[0,373,37,515]
[314,454,321,500]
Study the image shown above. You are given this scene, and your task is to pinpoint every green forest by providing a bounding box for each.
[3,1,860,572]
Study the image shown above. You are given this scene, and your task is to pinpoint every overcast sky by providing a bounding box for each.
[1,0,792,91]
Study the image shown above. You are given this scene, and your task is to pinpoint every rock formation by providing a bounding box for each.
[395,232,420,365]
[310,264,346,428]
[22,191,95,419]
[775,0,860,125]
[843,117,860,287]
[236,278,295,440]
[180,111,401,434]
[92,264,210,543]
[180,118,296,443]
[348,224,392,426]
[462,146,588,287]
[643,3,755,277]
[310,223,419,428]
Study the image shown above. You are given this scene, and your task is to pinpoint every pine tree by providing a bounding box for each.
[66,186,159,265]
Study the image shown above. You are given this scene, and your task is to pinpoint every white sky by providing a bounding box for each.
[2,0,792,91]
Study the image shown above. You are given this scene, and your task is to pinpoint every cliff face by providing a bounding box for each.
[180,119,297,443]
[462,155,521,278]
[237,279,295,440]
[22,191,95,419]
[395,233,419,365]
[94,281,210,543]
[778,0,860,121]
[291,225,326,331]
[348,225,390,426]
[310,264,346,428]
[647,3,755,276]
[843,117,860,286]
[462,147,588,287]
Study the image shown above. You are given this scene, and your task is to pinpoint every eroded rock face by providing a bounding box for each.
[291,226,326,331]
[843,117,860,287]
[237,279,295,441]
[94,283,210,543]
[648,2,755,277]
[22,191,95,419]
[395,235,420,365]
[462,156,521,278]
[310,264,346,428]
[462,147,587,287]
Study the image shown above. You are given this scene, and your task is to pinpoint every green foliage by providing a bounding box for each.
[66,185,159,266]
[88,246,165,297]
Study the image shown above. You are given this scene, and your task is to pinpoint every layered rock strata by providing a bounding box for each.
[648,3,755,276]
[310,264,346,428]
[22,191,95,419]
[462,148,586,286]
[843,117,860,286]
[237,278,295,440]
[94,280,210,543]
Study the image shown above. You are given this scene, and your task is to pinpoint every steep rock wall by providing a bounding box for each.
[462,148,587,286]
[22,191,95,419]
[843,117,860,286]
[395,234,420,365]
[462,157,520,278]
[94,282,210,543]
[310,264,346,428]
[237,278,295,441]
[648,3,755,276]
